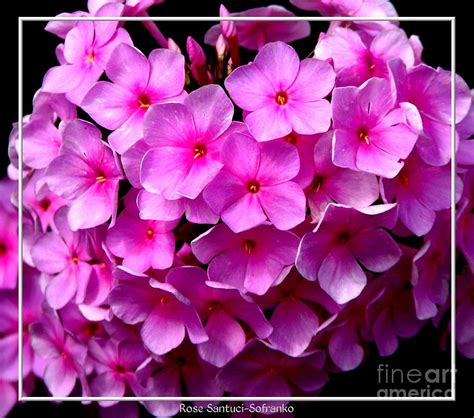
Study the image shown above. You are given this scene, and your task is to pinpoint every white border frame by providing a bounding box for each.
[17,15,457,402]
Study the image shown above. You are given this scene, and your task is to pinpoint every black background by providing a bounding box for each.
[2,0,473,417]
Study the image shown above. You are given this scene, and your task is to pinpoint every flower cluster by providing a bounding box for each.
[1,0,473,416]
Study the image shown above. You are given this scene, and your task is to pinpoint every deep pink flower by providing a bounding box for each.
[381,150,460,236]
[203,133,306,232]
[45,119,122,231]
[88,338,148,399]
[23,171,66,232]
[332,77,418,178]
[307,131,379,221]
[109,268,208,355]
[412,210,450,320]
[31,207,93,309]
[140,85,234,200]
[42,20,132,105]
[367,246,425,356]
[225,41,335,141]
[106,191,178,272]
[217,340,328,398]
[30,309,88,396]
[297,203,401,304]
[192,223,299,295]
[167,266,273,366]
[314,27,413,87]
[0,183,18,289]
[205,5,310,51]
[82,43,186,153]
[389,59,471,166]
[0,266,43,382]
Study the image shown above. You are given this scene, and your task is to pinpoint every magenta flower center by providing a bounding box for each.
[284,132,298,145]
[243,239,256,253]
[207,300,222,312]
[193,143,207,159]
[0,242,7,256]
[311,175,324,192]
[160,295,170,305]
[275,91,288,105]
[115,364,126,374]
[146,228,154,240]
[358,127,370,144]
[247,181,260,193]
[95,170,107,183]
[39,198,51,211]
[72,255,79,265]
[398,169,409,186]
[84,322,100,337]
[336,231,350,245]
[138,94,151,109]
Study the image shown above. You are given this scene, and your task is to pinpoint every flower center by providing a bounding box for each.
[115,364,126,374]
[311,175,324,192]
[160,295,169,305]
[72,255,79,265]
[358,127,370,144]
[85,51,95,63]
[275,91,288,105]
[95,171,107,183]
[207,301,222,312]
[337,231,350,245]
[146,228,154,240]
[84,322,100,337]
[243,239,256,254]
[284,132,298,145]
[193,143,207,159]
[0,242,7,256]
[247,181,260,193]
[39,198,51,211]
[137,94,151,109]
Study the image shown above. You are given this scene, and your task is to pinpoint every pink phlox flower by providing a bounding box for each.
[307,131,379,221]
[166,266,273,366]
[203,132,306,232]
[31,207,93,309]
[297,203,401,304]
[109,267,208,356]
[314,27,413,87]
[45,119,123,231]
[42,17,132,104]
[82,42,186,153]
[30,308,88,396]
[140,84,234,200]
[259,269,339,357]
[0,180,18,289]
[457,168,474,271]
[381,149,461,236]
[225,41,335,141]
[88,338,148,401]
[204,5,310,51]
[106,190,178,273]
[388,59,471,166]
[191,223,299,295]
[332,77,419,178]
